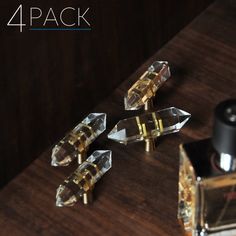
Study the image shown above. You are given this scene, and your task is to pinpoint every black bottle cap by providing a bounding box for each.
[212,99,236,156]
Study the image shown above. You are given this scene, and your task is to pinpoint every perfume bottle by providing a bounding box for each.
[178,99,236,236]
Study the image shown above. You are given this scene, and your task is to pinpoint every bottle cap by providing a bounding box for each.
[212,99,236,156]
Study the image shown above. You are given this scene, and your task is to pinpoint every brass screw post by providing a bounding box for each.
[82,189,94,205]
[144,98,154,111]
[144,98,155,152]
[78,150,87,165]
[145,138,155,152]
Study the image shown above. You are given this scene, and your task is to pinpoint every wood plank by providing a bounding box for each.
[0,0,235,235]
[0,0,213,187]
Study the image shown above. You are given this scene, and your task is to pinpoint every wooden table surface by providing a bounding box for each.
[0,0,235,235]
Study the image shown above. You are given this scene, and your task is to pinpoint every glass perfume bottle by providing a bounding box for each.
[178,99,236,236]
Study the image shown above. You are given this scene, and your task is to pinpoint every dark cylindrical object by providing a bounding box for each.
[212,99,236,156]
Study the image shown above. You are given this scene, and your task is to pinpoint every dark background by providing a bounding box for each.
[1,0,213,187]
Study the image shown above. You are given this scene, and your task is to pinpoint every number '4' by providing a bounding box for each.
[7,5,26,32]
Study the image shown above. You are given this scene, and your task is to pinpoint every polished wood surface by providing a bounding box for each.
[0,0,235,235]
[0,0,212,187]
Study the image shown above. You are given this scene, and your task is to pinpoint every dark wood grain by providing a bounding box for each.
[0,0,235,235]
[0,0,212,187]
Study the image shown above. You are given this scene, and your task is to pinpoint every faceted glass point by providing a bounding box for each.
[124,61,171,110]
[86,150,112,176]
[56,150,112,207]
[51,113,107,167]
[56,185,77,207]
[80,113,107,137]
[108,107,191,144]
[51,144,76,167]
[173,108,191,130]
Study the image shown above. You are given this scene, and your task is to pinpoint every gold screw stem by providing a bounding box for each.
[82,189,93,205]
[144,98,154,111]
[78,150,87,165]
[145,138,155,152]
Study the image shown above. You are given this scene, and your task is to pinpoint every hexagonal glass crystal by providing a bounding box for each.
[51,113,106,166]
[56,150,112,207]
[124,61,171,110]
[108,107,190,144]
